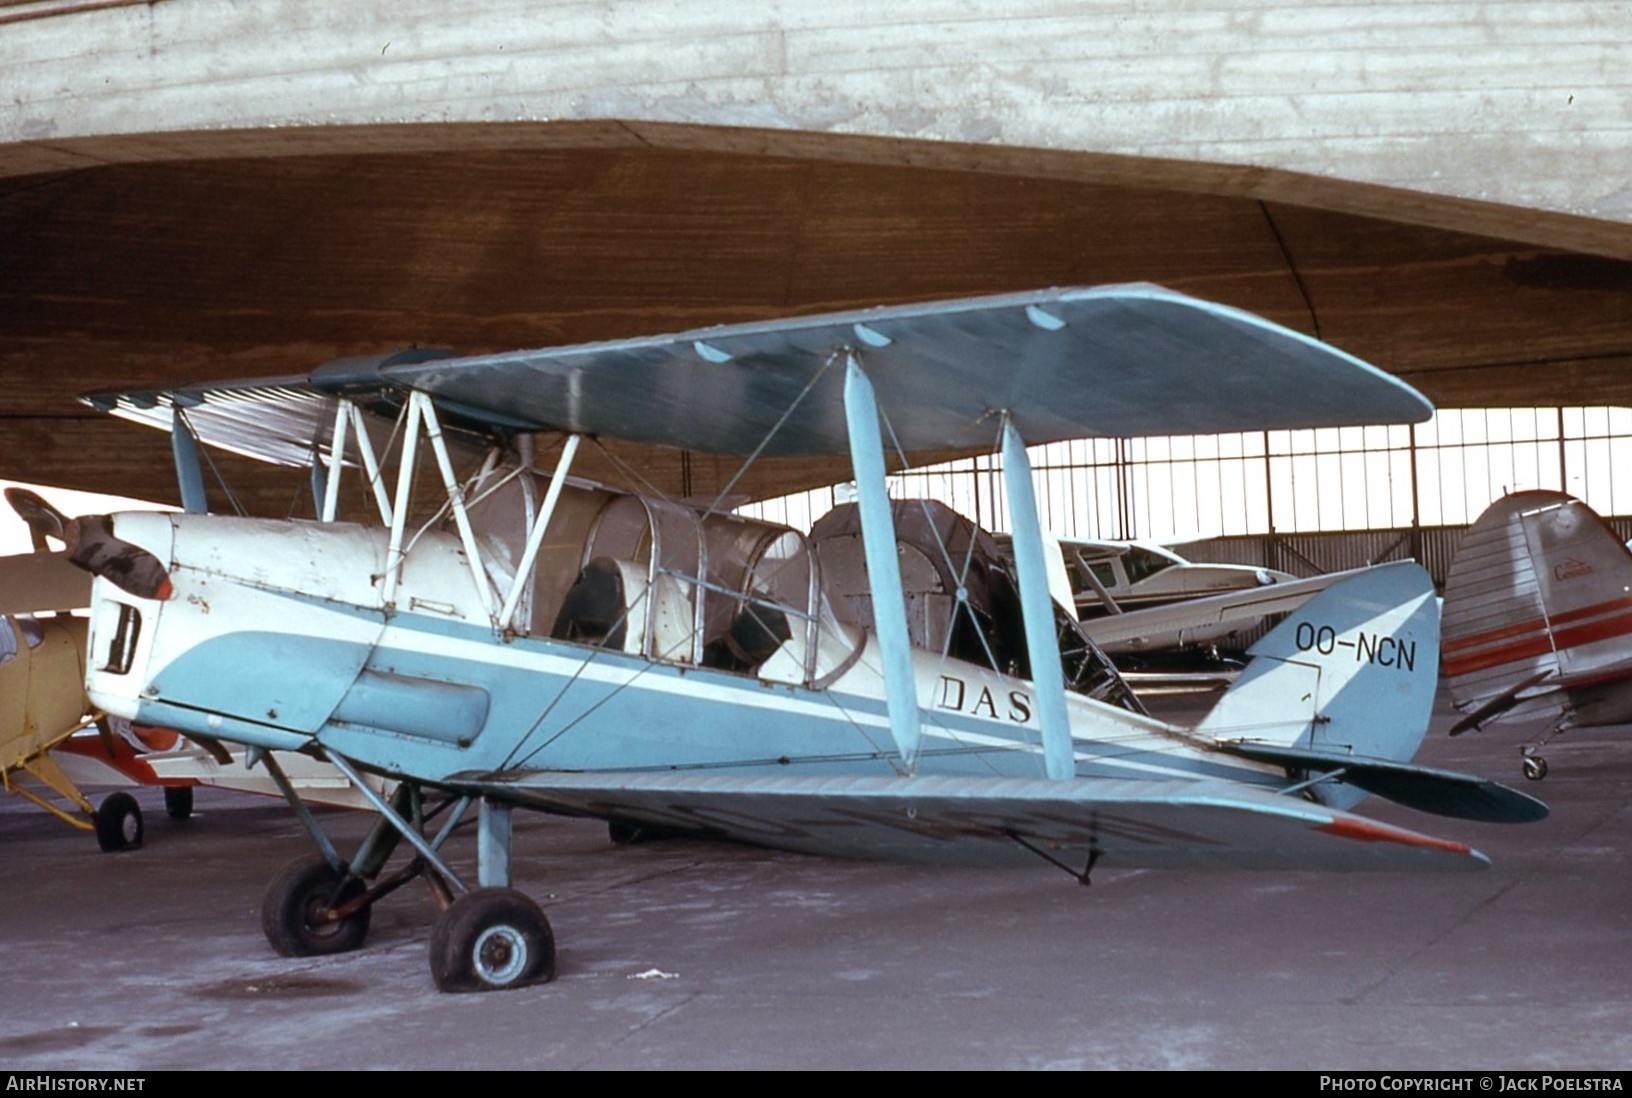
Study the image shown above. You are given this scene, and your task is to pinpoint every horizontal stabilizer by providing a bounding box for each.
[451,770,1488,873]
[1215,742,1549,823]
[1447,670,1554,736]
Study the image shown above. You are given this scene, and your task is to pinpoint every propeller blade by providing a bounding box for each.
[4,487,71,552]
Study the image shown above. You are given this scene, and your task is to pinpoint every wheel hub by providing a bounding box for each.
[473,925,528,984]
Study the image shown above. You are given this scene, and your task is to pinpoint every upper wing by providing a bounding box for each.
[83,285,1430,463]
[80,351,465,470]
[452,770,1488,873]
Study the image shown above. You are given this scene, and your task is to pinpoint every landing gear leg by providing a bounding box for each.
[254,755,453,959]
[1521,746,1549,782]
[163,785,194,819]
[257,752,553,992]
[429,797,556,993]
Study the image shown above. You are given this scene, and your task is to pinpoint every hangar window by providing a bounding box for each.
[741,407,1632,545]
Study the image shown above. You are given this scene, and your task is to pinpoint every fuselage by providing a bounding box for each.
[82,510,1278,795]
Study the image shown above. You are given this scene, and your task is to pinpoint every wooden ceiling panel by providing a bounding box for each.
[2,143,1629,510]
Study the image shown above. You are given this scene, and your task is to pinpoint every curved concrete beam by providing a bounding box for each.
[6,1,1632,253]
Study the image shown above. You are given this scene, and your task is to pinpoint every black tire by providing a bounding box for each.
[429,888,555,993]
[608,819,679,845]
[163,786,194,820]
[1523,755,1549,782]
[608,819,653,845]
[260,855,371,957]
[94,792,144,853]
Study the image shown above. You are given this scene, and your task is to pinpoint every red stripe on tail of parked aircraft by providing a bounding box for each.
[1445,594,1632,655]
[1444,601,1632,678]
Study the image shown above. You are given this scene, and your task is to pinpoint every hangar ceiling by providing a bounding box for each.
[3,128,1632,515]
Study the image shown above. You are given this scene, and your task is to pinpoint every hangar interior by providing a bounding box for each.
[5,122,1632,555]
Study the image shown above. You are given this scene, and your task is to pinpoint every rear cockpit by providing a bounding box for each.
[810,500,1145,714]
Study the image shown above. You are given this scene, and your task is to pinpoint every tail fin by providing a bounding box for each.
[1195,560,1440,768]
[1443,491,1632,726]
[1193,560,1547,824]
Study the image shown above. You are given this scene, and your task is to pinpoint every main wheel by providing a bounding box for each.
[609,819,662,845]
[261,855,372,957]
[429,888,556,993]
[93,792,144,853]
[163,786,194,820]
[608,819,679,845]
[1523,754,1549,781]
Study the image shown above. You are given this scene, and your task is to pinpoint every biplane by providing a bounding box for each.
[0,497,186,850]
[61,285,1543,993]
[0,608,150,850]
[1443,489,1632,778]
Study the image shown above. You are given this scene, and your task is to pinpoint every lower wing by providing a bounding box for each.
[449,771,1489,873]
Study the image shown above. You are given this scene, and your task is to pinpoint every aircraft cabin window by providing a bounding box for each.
[1076,560,1117,590]
[1121,547,1176,584]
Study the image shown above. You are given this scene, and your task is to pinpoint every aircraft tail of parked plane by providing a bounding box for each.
[1188,561,1524,821]
[1443,489,1632,777]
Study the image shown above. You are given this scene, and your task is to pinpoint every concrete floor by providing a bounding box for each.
[2,694,1628,1071]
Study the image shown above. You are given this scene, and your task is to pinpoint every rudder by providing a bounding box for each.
[1196,561,1440,780]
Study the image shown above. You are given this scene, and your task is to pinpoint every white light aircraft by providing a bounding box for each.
[1443,489,1632,778]
[995,533,1356,668]
[64,285,1543,992]
[1057,537,1296,642]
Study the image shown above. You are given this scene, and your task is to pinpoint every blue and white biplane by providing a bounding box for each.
[63,285,1545,992]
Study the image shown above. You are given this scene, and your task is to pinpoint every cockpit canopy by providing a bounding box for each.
[463,467,856,688]
[460,468,1141,713]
